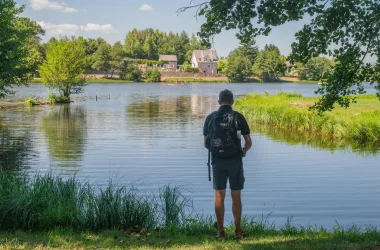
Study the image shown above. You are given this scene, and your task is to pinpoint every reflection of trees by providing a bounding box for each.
[41,105,87,166]
[127,96,197,124]
[0,124,33,171]
[253,124,380,156]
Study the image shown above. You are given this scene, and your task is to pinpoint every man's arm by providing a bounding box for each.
[242,135,252,157]
[204,136,208,149]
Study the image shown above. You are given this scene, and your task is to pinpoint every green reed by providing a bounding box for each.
[235,93,380,146]
[0,173,190,231]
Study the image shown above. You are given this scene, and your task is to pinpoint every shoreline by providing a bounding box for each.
[234,93,380,146]
[0,172,379,249]
[29,77,319,84]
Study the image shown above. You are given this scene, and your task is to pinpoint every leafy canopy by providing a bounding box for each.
[39,37,87,99]
[253,45,287,81]
[0,0,44,98]
[225,51,252,82]
[180,0,380,112]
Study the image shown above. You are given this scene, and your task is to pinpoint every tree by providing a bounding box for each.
[252,45,287,81]
[120,62,142,82]
[39,37,87,100]
[239,40,259,64]
[110,41,126,78]
[181,0,380,112]
[145,69,161,82]
[295,57,334,81]
[0,0,44,98]
[91,40,112,75]
[225,51,252,82]
[218,60,228,74]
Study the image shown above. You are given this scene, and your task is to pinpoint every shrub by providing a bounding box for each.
[120,63,142,82]
[145,69,161,82]
[25,98,38,106]
[47,93,70,104]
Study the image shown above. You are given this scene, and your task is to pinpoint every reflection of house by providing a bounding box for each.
[191,50,218,76]
[190,95,218,115]
[159,55,178,71]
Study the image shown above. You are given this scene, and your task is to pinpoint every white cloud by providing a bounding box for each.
[37,21,79,36]
[30,0,78,13]
[38,21,119,36]
[80,23,118,34]
[139,4,153,11]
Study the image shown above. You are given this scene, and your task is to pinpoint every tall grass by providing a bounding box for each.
[235,93,380,146]
[0,173,190,231]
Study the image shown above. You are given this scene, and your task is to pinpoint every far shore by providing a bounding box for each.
[29,76,319,84]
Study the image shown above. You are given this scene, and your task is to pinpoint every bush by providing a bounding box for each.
[25,98,38,106]
[145,69,161,82]
[120,63,142,82]
[47,93,70,104]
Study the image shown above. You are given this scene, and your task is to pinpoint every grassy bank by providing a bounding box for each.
[1,173,380,249]
[1,226,380,249]
[235,93,380,146]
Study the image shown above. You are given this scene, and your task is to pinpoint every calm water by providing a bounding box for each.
[1,83,380,229]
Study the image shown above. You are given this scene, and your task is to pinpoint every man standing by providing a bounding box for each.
[203,89,252,239]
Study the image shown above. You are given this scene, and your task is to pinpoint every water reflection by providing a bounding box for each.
[41,105,87,167]
[253,124,380,155]
[126,96,209,139]
[0,123,33,171]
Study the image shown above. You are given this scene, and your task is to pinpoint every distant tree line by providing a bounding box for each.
[218,40,334,83]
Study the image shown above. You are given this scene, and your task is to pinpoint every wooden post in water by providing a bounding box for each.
[109,94,110,99]
[96,95,97,101]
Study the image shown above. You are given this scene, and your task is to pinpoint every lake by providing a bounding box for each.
[1,82,380,229]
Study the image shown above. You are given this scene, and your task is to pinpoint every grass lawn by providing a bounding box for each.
[234,93,380,147]
[1,228,380,250]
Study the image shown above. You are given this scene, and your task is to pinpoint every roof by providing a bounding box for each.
[192,50,218,60]
[159,55,178,62]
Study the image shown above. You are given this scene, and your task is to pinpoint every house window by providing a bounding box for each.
[208,64,211,68]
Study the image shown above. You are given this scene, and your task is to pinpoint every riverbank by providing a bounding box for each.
[30,76,318,84]
[1,173,380,249]
[1,226,380,250]
[234,93,380,146]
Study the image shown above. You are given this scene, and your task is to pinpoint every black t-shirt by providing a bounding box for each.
[203,105,251,161]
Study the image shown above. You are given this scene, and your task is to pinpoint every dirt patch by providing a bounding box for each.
[289,102,309,108]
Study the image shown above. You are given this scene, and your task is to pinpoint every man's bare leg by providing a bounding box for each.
[231,190,242,231]
[215,189,226,233]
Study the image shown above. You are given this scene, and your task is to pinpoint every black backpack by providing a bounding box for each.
[207,111,240,158]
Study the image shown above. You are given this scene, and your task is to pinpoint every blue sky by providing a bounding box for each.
[18,0,308,57]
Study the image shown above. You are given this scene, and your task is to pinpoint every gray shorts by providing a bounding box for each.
[212,159,245,190]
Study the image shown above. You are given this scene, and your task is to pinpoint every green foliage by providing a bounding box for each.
[39,37,87,99]
[189,0,380,112]
[145,69,161,82]
[120,62,142,82]
[91,39,112,73]
[296,57,334,81]
[217,60,227,73]
[235,93,380,146]
[124,29,207,64]
[0,173,157,231]
[226,52,252,82]
[25,98,38,106]
[0,0,44,98]
[47,93,70,104]
[109,41,126,78]
[252,45,287,81]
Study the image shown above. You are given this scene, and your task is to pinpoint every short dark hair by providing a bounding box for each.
[219,89,234,104]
